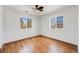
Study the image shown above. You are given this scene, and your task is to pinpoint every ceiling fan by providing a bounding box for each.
[32,5,44,12]
[25,5,44,14]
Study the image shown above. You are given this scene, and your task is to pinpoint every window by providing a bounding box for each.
[49,16,63,29]
[57,16,63,28]
[20,16,32,29]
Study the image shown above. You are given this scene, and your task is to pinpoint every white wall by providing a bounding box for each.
[40,6,77,45]
[78,6,79,52]
[36,16,42,35]
[3,7,39,43]
[0,6,3,48]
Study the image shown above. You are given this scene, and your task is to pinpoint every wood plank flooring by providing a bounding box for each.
[2,35,78,53]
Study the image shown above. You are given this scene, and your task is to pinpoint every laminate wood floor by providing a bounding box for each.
[2,35,78,53]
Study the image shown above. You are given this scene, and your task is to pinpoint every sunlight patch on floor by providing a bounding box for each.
[19,44,34,53]
[48,44,64,53]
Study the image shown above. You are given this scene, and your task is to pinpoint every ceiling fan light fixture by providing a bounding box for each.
[36,10,39,12]
[33,5,44,13]
[25,5,44,14]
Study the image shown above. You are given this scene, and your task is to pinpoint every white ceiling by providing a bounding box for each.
[3,5,73,16]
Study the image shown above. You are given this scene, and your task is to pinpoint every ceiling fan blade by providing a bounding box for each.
[39,6,44,10]
[35,5,39,8]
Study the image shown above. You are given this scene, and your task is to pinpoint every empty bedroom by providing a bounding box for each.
[0,5,78,53]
